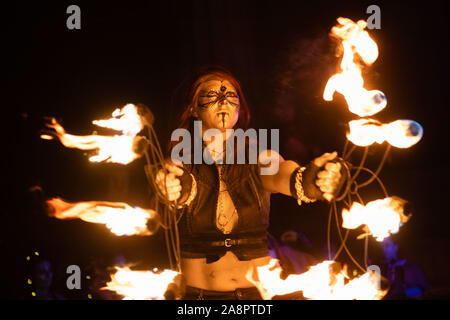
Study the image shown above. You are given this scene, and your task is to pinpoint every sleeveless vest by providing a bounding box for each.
[178,162,271,263]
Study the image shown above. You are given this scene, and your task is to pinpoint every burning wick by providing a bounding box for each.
[40,134,54,140]
[347,119,423,148]
[41,104,147,164]
[46,198,161,236]
[323,18,385,117]
[342,197,411,241]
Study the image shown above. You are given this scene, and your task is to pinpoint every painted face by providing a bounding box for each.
[194,79,240,131]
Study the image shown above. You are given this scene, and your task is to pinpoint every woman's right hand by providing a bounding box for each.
[155,163,184,201]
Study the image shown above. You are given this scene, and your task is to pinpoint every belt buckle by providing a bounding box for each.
[224,238,232,248]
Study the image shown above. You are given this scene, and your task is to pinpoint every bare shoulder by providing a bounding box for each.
[257,149,284,177]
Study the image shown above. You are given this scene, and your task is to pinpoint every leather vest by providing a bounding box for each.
[178,162,271,263]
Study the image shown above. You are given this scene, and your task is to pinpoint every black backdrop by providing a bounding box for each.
[2,0,449,299]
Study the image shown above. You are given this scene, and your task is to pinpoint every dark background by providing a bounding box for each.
[2,0,448,299]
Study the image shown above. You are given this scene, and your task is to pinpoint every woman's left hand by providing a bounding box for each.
[313,151,342,201]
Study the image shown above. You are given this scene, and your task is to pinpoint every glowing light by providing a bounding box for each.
[92,104,143,136]
[42,104,145,164]
[323,18,386,117]
[347,119,423,148]
[102,267,179,300]
[342,197,410,241]
[246,259,386,300]
[324,18,423,149]
[47,198,160,236]
[384,120,423,148]
[40,134,54,140]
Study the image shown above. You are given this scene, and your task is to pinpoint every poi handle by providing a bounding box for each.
[330,157,349,201]
[302,157,348,201]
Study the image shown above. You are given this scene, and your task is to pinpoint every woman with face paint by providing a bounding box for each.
[157,66,344,300]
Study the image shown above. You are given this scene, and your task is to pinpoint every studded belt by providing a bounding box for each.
[209,238,267,248]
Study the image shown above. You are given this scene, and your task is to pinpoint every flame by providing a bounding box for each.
[40,134,54,140]
[324,18,423,147]
[323,18,386,117]
[102,267,178,300]
[42,104,145,164]
[246,259,386,300]
[47,198,159,236]
[92,104,143,136]
[342,197,410,241]
[383,120,424,148]
[347,119,423,148]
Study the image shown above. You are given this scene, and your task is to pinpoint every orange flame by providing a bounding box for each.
[324,18,423,147]
[102,267,178,300]
[43,104,145,164]
[47,198,159,236]
[342,197,410,241]
[40,134,54,140]
[323,18,386,117]
[92,104,143,136]
[246,259,386,300]
[347,119,423,148]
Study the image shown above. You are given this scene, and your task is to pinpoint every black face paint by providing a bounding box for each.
[197,90,239,109]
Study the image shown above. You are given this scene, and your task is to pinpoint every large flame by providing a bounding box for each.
[47,198,159,236]
[42,104,145,164]
[246,259,386,300]
[102,267,178,300]
[342,197,410,241]
[323,18,386,117]
[324,18,423,147]
[92,104,143,136]
[347,119,423,148]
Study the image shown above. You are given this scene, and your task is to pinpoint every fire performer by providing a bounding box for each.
[155,66,345,300]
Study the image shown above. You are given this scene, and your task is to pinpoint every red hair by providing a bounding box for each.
[168,66,250,153]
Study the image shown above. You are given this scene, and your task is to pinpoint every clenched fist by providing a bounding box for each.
[313,151,342,201]
[155,163,184,201]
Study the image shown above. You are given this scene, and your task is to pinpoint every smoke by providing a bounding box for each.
[272,32,340,160]
[274,33,338,119]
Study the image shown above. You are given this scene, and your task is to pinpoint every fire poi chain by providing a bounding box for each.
[40,17,422,300]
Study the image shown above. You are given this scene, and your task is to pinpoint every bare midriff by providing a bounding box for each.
[181,253,271,291]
